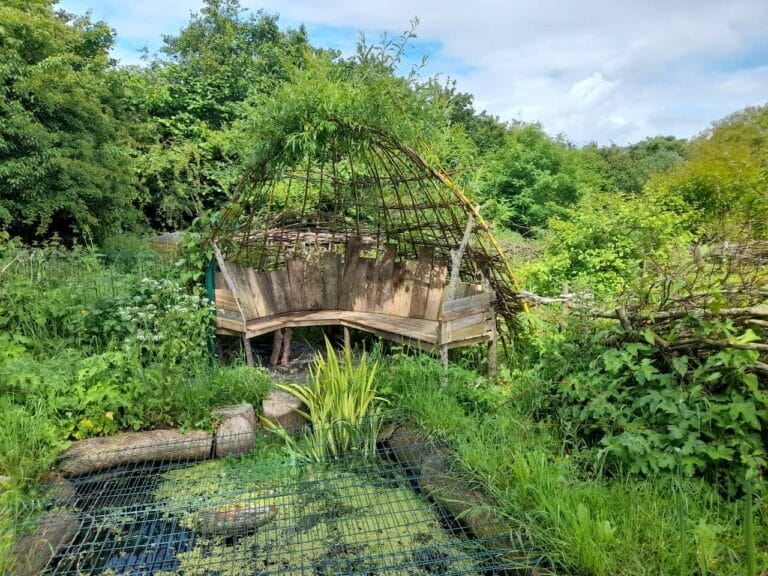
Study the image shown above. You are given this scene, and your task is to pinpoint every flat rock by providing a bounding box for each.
[194,503,278,536]
[384,424,509,543]
[382,425,432,468]
[57,429,213,476]
[261,390,307,435]
[420,473,509,541]
[12,511,82,576]
[213,404,256,458]
[41,472,76,506]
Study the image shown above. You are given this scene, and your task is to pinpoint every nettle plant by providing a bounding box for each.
[115,277,213,367]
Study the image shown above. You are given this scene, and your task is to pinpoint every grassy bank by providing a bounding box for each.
[380,353,766,575]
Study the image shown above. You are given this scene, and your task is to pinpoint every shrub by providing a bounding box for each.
[265,339,385,462]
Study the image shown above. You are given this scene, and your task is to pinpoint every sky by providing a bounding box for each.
[58,0,768,146]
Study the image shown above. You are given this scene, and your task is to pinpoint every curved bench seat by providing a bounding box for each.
[212,243,497,355]
[218,309,441,348]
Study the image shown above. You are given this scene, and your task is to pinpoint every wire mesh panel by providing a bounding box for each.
[19,428,549,575]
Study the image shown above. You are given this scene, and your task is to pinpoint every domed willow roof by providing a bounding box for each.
[209,117,527,328]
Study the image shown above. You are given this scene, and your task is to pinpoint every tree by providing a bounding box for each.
[648,105,768,237]
[0,1,142,242]
[477,124,607,233]
[597,136,687,194]
[129,0,310,229]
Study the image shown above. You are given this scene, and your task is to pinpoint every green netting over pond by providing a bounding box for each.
[18,431,549,575]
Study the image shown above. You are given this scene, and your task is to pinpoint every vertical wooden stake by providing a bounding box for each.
[343,326,351,352]
[243,337,254,366]
[487,319,498,378]
[280,328,292,366]
[270,329,284,367]
[440,344,449,386]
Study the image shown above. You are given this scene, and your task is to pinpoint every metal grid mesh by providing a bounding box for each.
[21,429,548,575]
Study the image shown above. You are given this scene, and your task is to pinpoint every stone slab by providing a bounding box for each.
[12,511,82,576]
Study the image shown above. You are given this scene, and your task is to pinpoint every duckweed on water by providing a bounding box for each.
[152,444,484,575]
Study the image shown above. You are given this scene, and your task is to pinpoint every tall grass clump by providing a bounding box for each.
[265,338,386,462]
[381,353,766,576]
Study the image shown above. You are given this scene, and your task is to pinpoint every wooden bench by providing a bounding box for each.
[213,241,497,367]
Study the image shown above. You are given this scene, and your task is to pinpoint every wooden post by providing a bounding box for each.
[447,214,475,301]
[270,329,284,367]
[487,319,498,377]
[280,328,292,366]
[212,242,254,367]
[343,326,351,352]
[243,337,254,367]
[441,214,475,384]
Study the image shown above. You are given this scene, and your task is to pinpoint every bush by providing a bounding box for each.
[383,354,767,575]
[266,339,385,462]
[546,319,767,495]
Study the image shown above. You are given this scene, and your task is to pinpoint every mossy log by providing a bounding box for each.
[56,430,213,476]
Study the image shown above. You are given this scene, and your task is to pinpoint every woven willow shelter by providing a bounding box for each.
[208,119,525,371]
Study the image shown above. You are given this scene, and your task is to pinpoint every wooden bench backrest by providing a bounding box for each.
[215,241,493,323]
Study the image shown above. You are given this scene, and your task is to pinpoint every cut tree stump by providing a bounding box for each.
[261,390,307,435]
[213,404,257,458]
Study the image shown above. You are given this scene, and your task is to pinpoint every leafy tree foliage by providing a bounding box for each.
[649,105,768,236]
[478,124,607,233]
[441,82,507,154]
[596,136,687,194]
[127,0,310,229]
[0,1,142,242]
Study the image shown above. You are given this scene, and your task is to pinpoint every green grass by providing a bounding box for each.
[380,353,767,576]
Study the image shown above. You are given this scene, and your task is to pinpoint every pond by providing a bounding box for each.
[37,433,532,575]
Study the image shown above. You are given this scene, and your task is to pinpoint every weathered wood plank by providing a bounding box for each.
[440,292,494,320]
[214,289,240,313]
[350,258,371,312]
[441,311,493,344]
[269,270,289,313]
[389,262,413,317]
[448,311,492,330]
[340,237,362,310]
[409,248,433,319]
[449,321,491,342]
[320,251,340,309]
[374,245,396,314]
[244,267,269,318]
[254,270,276,316]
[286,257,306,311]
[216,315,245,333]
[445,333,494,349]
[225,262,257,319]
[304,257,323,311]
[425,262,448,320]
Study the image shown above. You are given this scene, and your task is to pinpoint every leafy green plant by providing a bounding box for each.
[545,318,766,494]
[0,398,67,485]
[264,339,386,462]
[383,353,767,575]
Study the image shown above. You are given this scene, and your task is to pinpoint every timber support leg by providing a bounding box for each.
[243,336,254,367]
[280,328,292,367]
[487,339,498,377]
[487,319,498,377]
[270,329,284,367]
[343,326,351,352]
[440,344,449,387]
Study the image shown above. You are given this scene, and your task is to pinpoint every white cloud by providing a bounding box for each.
[57,0,768,144]
[568,73,618,107]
